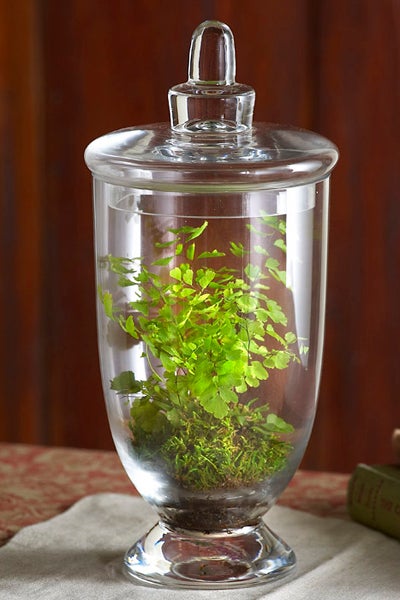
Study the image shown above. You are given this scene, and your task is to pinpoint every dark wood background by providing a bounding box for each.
[1,0,399,472]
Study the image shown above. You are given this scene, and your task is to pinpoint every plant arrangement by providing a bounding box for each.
[99,216,299,491]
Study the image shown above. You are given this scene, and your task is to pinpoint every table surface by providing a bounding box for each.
[0,443,350,547]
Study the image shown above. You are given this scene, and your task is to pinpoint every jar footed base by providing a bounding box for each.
[123,518,296,590]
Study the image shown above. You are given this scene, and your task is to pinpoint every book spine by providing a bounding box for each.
[392,429,400,463]
[347,465,400,540]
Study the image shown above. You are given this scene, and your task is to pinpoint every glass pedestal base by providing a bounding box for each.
[123,519,296,589]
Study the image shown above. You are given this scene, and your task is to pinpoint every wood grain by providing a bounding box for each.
[303,0,400,470]
[0,0,44,442]
[1,0,400,471]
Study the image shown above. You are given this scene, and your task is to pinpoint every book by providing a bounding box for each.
[392,429,400,463]
[347,463,400,540]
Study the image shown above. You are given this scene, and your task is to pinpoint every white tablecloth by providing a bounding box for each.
[0,493,399,599]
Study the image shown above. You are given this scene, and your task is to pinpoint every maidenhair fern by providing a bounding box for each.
[99,217,299,490]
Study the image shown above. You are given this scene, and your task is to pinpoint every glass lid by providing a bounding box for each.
[84,21,338,191]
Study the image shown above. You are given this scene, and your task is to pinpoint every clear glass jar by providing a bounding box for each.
[85,20,338,589]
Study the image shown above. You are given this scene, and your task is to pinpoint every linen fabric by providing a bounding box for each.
[0,493,399,599]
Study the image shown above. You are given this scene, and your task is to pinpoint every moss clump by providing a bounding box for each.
[128,400,292,490]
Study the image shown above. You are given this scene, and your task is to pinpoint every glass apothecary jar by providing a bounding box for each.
[85,20,338,589]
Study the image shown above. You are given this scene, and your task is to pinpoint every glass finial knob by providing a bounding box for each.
[168,21,255,132]
[188,21,236,85]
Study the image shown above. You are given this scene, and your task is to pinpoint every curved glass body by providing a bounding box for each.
[93,178,329,586]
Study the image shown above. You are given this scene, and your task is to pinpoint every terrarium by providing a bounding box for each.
[85,20,338,589]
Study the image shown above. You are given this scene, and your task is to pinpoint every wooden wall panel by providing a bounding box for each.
[0,0,44,443]
[1,0,400,472]
[303,0,400,470]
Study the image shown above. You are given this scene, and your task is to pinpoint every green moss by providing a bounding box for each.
[129,402,292,490]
